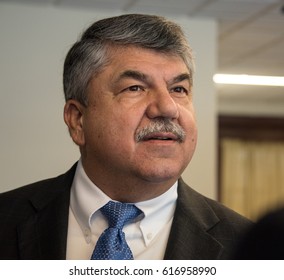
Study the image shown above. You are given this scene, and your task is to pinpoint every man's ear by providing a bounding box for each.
[63,100,85,146]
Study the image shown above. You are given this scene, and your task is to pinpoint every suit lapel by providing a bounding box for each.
[17,164,77,259]
[164,179,224,259]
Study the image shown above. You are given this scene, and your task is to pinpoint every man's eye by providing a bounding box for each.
[171,86,188,95]
[127,85,144,91]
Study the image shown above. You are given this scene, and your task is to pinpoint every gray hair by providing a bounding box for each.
[63,14,194,106]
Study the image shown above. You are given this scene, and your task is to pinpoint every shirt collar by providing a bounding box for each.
[70,159,178,245]
[70,159,110,232]
[135,182,177,245]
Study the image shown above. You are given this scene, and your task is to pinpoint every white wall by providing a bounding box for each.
[0,3,217,199]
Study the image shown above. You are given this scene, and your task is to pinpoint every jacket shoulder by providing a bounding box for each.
[0,163,77,219]
[177,179,253,258]
[203,195,253,232]
[179,179,252,226]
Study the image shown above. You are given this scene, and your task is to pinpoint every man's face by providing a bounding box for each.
[68,46,197,189]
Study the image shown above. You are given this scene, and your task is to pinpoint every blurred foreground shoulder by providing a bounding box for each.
[234,207,284,259]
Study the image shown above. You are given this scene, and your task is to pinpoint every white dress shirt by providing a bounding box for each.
[66,159,177,260]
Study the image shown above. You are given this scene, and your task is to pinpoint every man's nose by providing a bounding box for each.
[145,88,179,120]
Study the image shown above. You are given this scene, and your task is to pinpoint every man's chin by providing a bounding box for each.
[136,168,181,185]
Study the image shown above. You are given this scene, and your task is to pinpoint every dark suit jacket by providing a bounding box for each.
[0,163,252,259]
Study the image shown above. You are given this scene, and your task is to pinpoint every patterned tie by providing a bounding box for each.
[91,201,142,260]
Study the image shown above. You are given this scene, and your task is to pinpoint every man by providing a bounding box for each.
[0,14,251,260]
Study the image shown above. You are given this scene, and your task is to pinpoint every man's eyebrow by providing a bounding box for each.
[115,70,150,84]
[169,73,192,85]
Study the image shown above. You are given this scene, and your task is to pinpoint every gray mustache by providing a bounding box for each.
[135,118,186,143]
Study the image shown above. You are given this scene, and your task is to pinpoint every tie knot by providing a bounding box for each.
[101,201,142,229]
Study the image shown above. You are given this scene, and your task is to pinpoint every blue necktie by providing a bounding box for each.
[91,201,142,260]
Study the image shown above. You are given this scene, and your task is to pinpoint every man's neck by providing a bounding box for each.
[81,160,179,203]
